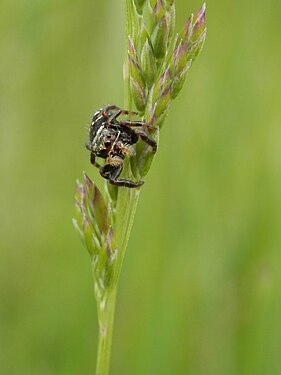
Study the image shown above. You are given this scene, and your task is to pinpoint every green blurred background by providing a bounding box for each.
[1,0,281,374]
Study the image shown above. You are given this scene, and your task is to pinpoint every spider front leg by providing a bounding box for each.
[100,164,144,188]
[90,152,101,168]
[103,105,138,122]
[104,104,137,115]
[134,128,157,154]
[118,119,155,131]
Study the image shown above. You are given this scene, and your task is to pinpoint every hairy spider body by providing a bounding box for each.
[86,105,157,188]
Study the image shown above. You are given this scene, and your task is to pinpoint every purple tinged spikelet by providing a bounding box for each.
[191,3,206,43]
[169,3,206,99]
[128,54,146,112]
[160,67,171,90]
[173,40,187,75]
[83,172,109,235]
[73,173,114,260]
[183,15,194,43]
[130,77,147,111]
[196,2,206,27]
[141,39,157,88]
[128,36,138,61]
[128,38,147,111]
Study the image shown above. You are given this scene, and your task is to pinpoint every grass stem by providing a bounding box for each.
[95,289,117,375]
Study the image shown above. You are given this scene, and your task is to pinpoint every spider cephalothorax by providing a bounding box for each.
[86,104,157,188]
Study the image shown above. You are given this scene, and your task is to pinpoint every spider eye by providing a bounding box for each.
[105,141,111,147]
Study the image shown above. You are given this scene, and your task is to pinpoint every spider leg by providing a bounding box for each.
[104,105,137,115]
[104,104,138,115]
[90,152,101,168]
[103,105,138,121]
[99,164,111,180]
[107,110,123,123]
[103,104,120,112]
[134,128,157,154]
[107,110,140,124]
[100,164,144,188]
[118,120,155,131]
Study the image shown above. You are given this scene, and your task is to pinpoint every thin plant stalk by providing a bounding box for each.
[95,289,117,375]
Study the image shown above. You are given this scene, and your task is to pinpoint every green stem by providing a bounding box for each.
[95,289,117,375]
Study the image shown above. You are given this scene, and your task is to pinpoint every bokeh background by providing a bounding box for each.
[1,0,281,374]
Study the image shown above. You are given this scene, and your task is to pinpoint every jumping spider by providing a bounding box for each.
[86,104,157,188]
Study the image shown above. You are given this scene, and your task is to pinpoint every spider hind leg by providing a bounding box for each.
[100,164,144,188]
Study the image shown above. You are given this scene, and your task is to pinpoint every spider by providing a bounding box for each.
[85,104,157,188]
